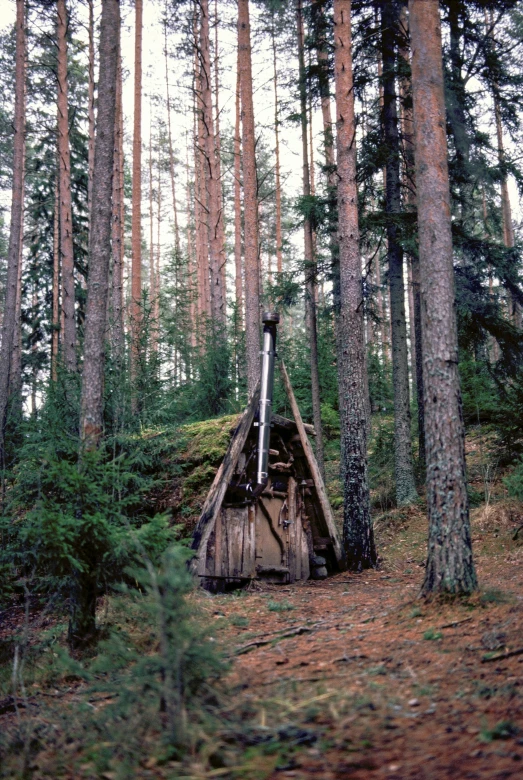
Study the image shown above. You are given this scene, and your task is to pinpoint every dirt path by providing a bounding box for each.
[201,508,523,779]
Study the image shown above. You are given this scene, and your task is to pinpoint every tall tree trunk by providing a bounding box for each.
[238,0,260,396]
[296,0,325,480]
[0,0,25,463]
[111,46,125,363]
[213,0,227,297]
[57,0,77,372]
[164,20,181,261]
[447,0,470,205]
[76,0,119,646]
[233,57,243,326]
[186,134,197,360]
[80,0,119,448]
[195,55,211,321]
[271,19,283,276]
[398,1,425,474]
[200,0,226,328]
[148,115,154,319]
[52,175,60,381]
[409,0,476,595]
[10,50,26,408]
[488,10,519,328]
[154,147,161,352]
[313,0,341,364]
[381,0,417,505]
[131,0,143,384]
[334,0,376,570]
[87,0,95,223]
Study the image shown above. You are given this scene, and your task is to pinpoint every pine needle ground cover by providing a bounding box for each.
[1,424,523,778]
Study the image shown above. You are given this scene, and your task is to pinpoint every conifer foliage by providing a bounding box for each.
[1,0,523,660]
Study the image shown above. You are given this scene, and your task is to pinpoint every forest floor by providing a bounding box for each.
[203,499,523,780]
[1,427,523,778]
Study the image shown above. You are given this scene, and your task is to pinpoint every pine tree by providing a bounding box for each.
[296,0,325,480]
[408,0,477,596]
[334,0,376,570]
[238,0,260,396]
[131,0,143,388]
[0,0,25,464]
[380,0,417,504]
[57,0,77,372]
[80,0,119,449]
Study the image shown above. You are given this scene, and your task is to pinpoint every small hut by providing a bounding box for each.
[191,317,344,590]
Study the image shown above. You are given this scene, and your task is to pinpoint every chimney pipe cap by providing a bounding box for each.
[262,311,280,325]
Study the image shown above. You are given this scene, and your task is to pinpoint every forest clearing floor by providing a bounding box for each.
[198,501,523,780]
[0,502,522,778]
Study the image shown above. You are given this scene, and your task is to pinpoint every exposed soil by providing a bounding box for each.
[198,502,523,780]
[1,501,522,779]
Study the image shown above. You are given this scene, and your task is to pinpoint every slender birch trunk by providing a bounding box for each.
[409,0,476,595]
[334,0,376,570]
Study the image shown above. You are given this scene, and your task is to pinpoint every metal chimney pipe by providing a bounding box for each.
[252,312,279,496]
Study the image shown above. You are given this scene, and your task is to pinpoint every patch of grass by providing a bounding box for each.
[480,588,513,605]
[367,665,387,676]
[423,629,443,641]
[230,615,249,628]
[479,720,519,743]
[267,600,294,613]
[410,607,422,618]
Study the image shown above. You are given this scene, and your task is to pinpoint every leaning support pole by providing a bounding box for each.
[279,360,345,569]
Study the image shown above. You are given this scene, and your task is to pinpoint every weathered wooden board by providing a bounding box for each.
[279,360,345,569]
[191,385,260,575]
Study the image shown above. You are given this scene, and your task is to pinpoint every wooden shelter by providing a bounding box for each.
[191,362,344,590]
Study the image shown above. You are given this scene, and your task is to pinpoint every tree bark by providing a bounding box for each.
[408,0,476,596]
[131,0,143,382]
[200,0,226,329]
[233,56,243,326]
[213,0,227,297]
[164,21,181,262]
[57,0,77,372]
[195,50,211,321]
[488,9,519,328]
[398,1,425,475]
[296,0,325,481]
[80,0,119,448]
[52,174,60,382]
[271,18,283,276]
[87,0,95,224]
[0,0,25,463]
[111,46,125,363]
[334,0,376,570]
[381,0,417,505]
[238,0,260,397]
